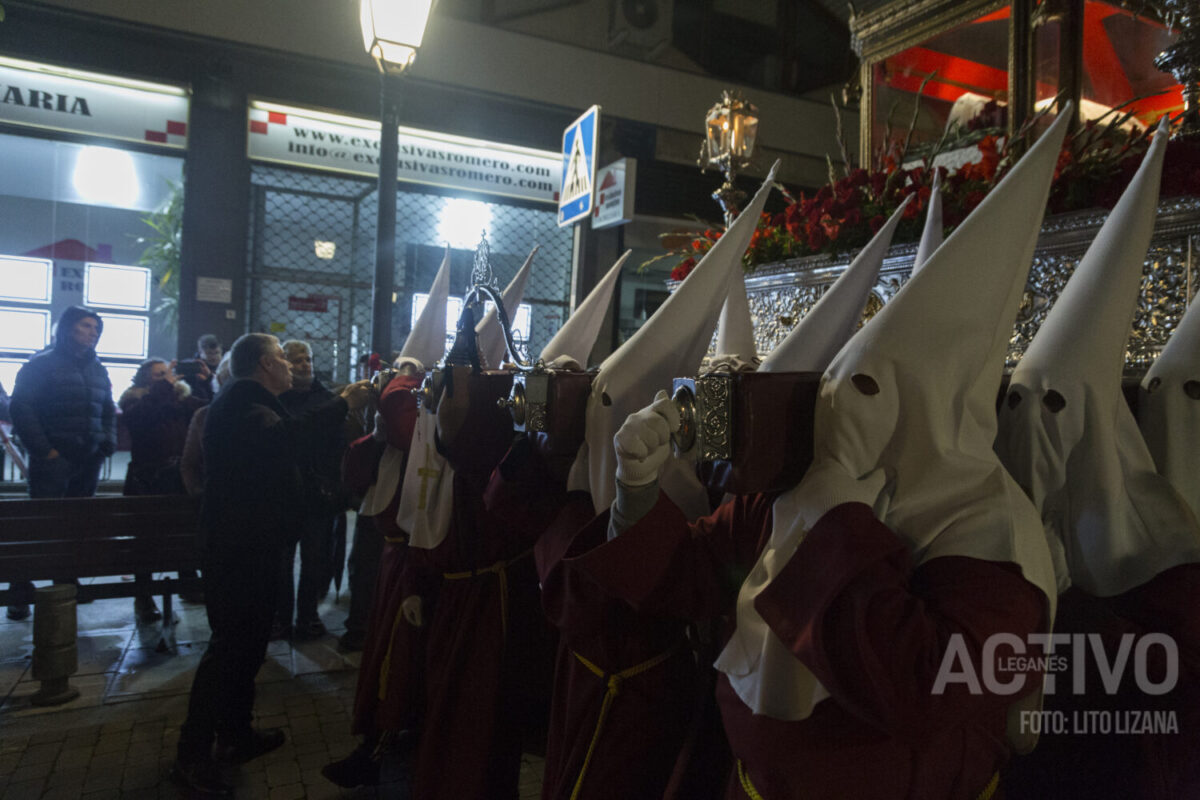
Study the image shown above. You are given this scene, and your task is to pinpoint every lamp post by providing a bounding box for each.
[360,0,435,360]
[697,89,760,227]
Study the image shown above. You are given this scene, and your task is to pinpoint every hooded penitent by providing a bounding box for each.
[1139,297,1200,521]
[395,245,452,373]
[539,251,629,366]
[912,169,943,277]
[714,109,1072,722]
[758,196,910,374]
[361,248,453,518]
[709,267,759,370]
[475,245,537,368]
[572,162,780,516]
[998,118,1200,598]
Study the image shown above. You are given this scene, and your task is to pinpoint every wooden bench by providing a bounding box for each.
[0,494,204,651]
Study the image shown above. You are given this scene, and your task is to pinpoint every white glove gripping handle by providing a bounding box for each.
[614,390,680,488]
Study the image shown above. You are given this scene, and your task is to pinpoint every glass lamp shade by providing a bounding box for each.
[360,0,434,73]
[704,94,759,166]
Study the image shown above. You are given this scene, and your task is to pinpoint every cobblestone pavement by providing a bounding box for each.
[0,577,545,799]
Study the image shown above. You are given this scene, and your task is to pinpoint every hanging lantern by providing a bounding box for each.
[703,90,760,169]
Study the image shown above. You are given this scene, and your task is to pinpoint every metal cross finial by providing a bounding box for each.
[470,231,499,292]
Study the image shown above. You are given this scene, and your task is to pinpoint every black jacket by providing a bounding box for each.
[200,378,347,557]
[278,378,345,506]
[10,341,116,461]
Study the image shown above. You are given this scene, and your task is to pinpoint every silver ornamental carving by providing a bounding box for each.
[471,231,499,293]
[679,199,1200,372]
[696,374,733,461]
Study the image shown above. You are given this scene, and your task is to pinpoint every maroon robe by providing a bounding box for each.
[349,373,425,738]
[404,405,562,800]
[526,488,699,800]
[1004,563,1200,800]
[574,492,1047,799]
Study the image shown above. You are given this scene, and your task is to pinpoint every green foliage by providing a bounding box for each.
[135,181,183,333]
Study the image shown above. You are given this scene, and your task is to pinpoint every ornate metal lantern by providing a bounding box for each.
[359,0,435,74]
[699,90,760,224]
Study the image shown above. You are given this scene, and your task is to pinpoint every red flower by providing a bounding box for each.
[671,257,696,281]
[848,168,870,188]
[843,207,863,227]
[869,215,886,233]
[808,225,828,251]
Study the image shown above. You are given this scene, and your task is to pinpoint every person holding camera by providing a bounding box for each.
[119,358,207,622]
[178,334,222,402]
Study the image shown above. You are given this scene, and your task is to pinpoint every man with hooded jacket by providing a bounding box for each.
[6,306,115,621]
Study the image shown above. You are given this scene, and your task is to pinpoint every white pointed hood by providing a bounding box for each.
[713,268,758,365]
[572,162,780,516]
[540,250,629,366]
[1139,297,1200,521]
[396,245,452,372]
[998,118,1200,597]
[758,195,910,373]
[716,110,1072,721]
[476,245,536,368]
[912,169,943,276]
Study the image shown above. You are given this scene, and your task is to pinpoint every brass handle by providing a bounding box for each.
[670,383,696,457]
[499,382,526,427]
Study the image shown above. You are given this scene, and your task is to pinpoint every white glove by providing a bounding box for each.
[614,390,680,487]
[401,595,424,627]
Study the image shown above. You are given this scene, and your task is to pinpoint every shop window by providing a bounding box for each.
[410,292,531,357]
[0,255,53,304]
[95,313,148,359]
[85,263,151,311]
[0,357,23,394]
[101,361,140,404]
[0,130,183,363]
[248,164,573,383]
[0,308,51,353]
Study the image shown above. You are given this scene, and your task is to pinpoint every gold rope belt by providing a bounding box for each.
[567,640,685,800]
[736,760,999,800]
[442,547,534,638]
[383,535,406,544]
[377,547,534,700]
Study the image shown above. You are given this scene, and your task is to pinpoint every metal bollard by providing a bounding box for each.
[30,584,81,706]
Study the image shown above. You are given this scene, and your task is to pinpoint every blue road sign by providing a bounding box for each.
[558,105,600,227]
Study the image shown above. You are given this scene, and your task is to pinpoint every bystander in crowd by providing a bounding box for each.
[6,306,115,621]
[119,357,207,622]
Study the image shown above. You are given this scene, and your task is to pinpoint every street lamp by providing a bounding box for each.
[361,0,435,361]
[698,90,759,227]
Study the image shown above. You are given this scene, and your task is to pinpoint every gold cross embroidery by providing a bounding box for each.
[417,443,443,511]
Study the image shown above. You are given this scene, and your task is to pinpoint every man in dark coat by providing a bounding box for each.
[274,339,347,640]
[7,306,115,621]
[172,333,369,796]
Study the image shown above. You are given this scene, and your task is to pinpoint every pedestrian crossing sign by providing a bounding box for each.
[558,105,600,227]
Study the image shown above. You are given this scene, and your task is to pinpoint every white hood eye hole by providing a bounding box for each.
[1184,380,1200,400]
[1007,391,1022,409]
[1146,377,1162,394]
[1043,390,1067,413]
[601,392,613,407]
[851,373,880,395]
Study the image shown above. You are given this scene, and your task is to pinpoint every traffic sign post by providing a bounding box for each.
[558,105,600,227]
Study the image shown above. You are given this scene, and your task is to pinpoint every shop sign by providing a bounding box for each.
[0,56,188,148]
[247,101,561,204]
[558,105,600,226]
[592,157,637,229]
[288,295,329,313]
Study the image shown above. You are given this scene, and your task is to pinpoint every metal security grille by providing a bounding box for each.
[247,164,573,384]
